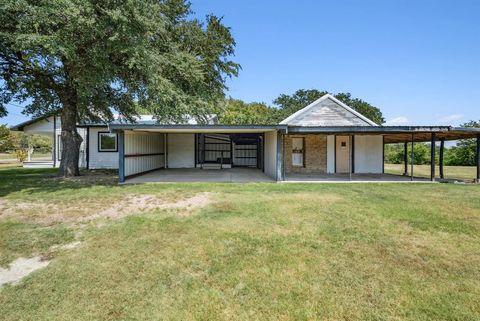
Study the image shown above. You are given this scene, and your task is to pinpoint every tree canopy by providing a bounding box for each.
[0,0,239,175]
[273,89,385,125]
[218,99,280,125]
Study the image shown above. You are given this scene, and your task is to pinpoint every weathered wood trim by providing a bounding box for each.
[430,133,436,181]
[439,138,445,179]
[124,153,165,158]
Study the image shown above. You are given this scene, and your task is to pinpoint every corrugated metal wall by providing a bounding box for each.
[124,132,164,177]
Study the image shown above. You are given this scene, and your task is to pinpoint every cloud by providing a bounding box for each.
[437,114,464,125]
[384,116,409,126]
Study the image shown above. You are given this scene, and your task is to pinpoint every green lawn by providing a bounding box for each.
[1,167,480,320]
[385,163,477,181]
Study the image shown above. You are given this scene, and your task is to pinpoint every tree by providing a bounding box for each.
[444,120,480,166]
[273,89,385,125]
[0,124,14,151]
[0,0,239,176]
[218,99,280,125]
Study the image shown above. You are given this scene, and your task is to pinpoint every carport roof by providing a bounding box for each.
[109,123,288,133]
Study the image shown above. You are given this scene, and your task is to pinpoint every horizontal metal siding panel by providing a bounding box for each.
[124,132,164,177]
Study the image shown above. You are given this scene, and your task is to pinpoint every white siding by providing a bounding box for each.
[167,133,195,168]
[23,116,55,134]
[354,135,383,173]
[327,135,335,174]
[88,127,119,169]
[124,132,164,177]
[264,131,277,179]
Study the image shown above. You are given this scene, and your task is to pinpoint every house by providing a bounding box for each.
[12,94,480,183]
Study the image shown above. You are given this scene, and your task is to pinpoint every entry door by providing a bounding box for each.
[336,136,350,173]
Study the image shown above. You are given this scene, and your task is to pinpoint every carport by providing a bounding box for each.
[109,124,287,183]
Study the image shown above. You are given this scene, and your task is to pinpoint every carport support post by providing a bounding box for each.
[476,134,480,183]
[118,131,125,183]
[430,133,436,181]
[439,139,445,179]
[411,134,414,181]
[403,142,408,175]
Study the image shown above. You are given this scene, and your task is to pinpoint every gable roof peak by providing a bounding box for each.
[279,94,378,126]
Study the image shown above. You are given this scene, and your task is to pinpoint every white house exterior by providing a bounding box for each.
[13,94,480,183]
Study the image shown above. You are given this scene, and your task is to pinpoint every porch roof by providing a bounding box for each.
[287,126,480,143]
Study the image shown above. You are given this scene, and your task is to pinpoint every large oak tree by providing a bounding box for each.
[0,0,239,176]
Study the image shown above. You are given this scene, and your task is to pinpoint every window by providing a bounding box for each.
[98,132,118,152]
[291,137,304,167]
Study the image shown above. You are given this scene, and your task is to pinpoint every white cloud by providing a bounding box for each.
[437,114,464,125]
[384,116,409,126]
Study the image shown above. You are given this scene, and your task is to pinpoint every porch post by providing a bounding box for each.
[403,142,408,175]
[476,134,480,183]
[439,138,445,179]
[276,131,284,181]
[411,133,414,181]
[430,133,436,181]
[118,131,125,183]
[349,135,352,181]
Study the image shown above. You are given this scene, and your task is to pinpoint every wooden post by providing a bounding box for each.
[411,134,414,181]
[404,142,408,175]
[349,135,352,181]
[476,134,480,183]
[439,139,445,179]
[430,133,436,181]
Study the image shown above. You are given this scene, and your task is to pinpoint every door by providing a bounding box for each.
[335,136,350,173]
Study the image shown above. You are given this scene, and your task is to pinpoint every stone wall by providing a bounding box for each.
[284,134,327,173]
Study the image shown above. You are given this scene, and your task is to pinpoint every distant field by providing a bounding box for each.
[384,163,477,181]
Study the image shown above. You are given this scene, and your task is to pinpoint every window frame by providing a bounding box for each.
[97,132,118,153]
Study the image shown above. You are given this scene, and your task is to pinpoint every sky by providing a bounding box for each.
[2,0,479,127]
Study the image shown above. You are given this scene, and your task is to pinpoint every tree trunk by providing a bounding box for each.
[57,101,82,177]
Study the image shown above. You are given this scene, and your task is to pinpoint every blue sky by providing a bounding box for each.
[2,0,479,126]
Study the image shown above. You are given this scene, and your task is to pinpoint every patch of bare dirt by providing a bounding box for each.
[0,193,212,224]
[83,192,211,221]
[0,257,50,286]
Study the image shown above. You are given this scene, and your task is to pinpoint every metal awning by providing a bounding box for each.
[286,126,480,143]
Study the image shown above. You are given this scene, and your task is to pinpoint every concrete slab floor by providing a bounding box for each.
[125,168,274,184]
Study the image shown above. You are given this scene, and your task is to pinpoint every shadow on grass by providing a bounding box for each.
[0,167,119,198]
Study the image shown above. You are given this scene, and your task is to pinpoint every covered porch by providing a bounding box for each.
[278,126,480,183]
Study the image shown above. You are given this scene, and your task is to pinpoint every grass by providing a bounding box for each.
[1,167,480,320]
[385,163,477,181]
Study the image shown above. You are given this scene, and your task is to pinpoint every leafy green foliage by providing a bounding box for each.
[218,99,280,125]
[0,124,14,151]
[0,0,239,123]
[444,120,479,166]
[273,89,385,124]
[384,143,431,165]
